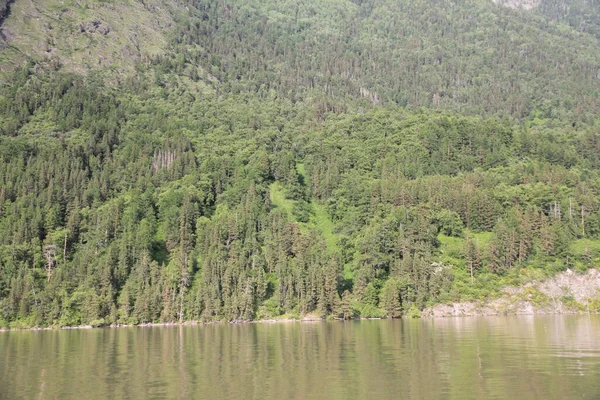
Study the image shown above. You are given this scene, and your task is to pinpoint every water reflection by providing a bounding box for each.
[1,316,599,399]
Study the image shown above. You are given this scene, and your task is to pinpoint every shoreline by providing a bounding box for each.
[2,269,598,333]
[1,311,597,333]
[0,316,370,333]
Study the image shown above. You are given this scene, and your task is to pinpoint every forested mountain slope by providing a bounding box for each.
[538,0,600,38]
[1,0,600,328]
[167,0,600,121]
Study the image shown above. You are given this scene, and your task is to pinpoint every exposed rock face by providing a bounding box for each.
[0,0,14,48]
[78,20,111,36]
[0,0,180,73]
[492,0,541,10]
[423,269,600,317]
[0,0,11,21]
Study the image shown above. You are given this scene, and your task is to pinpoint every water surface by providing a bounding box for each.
[1,315,599,399]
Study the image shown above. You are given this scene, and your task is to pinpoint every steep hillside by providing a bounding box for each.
[1,0,600,328]
[538,0,600,39]
[0,0,179,73]
[158,0,600,120]
[1,0,600,120]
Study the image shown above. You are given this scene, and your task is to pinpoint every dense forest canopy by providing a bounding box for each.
[165,0,600,121]
[1,0,600,327]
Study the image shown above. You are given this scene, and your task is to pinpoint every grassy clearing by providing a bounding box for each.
[269,180,340,252]
[438,232,524,303]
[311,202,338,252]
[438,234,464,262]
[269,181,296,216]
[438,231,494,262]
[569,239,600,258]
[270,163,339,253]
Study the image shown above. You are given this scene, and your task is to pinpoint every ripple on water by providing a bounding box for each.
[1,316,600,399]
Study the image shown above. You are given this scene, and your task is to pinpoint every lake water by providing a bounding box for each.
[1,315,599,399]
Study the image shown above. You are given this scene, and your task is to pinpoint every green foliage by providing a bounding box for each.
[256,297,283,320]
[354,303,385,319]
[561,296,586,312]
[588,297,600,313]
[521,287,552,308]
[435,210,464,238]
[406,304,422,319]
[380,279,403,318]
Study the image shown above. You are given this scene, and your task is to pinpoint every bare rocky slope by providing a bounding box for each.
[424,269,600,317]
[492,0,541,10]
[0,0,181,73]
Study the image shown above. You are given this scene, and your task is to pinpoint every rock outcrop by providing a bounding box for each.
[424,269,600,317]
[492,0,541,10]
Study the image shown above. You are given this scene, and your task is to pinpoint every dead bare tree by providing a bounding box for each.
[43,244,57,282]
